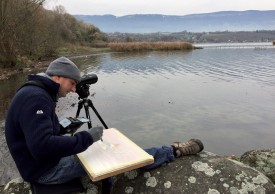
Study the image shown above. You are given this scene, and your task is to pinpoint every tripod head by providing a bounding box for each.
[76,74,98,99]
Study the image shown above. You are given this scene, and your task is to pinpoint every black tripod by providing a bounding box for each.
[75,97,113,194]
[75,97,108,129]
[74,76,113,194]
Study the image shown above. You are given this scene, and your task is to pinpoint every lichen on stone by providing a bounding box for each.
[270,159,275,165]
[208,188,220,194]
[199,153,209,158]
[204,151,217,156]
[143,172,151,178]
[240,181,266,193]
[223,183,229,188]
[188,176,196,183]
[164,181,171,189]
[235,171,246,181]
[205,167,216,176]
[146,177,157,187]
[192,161,216,176]
[124,170,138,180]
[252,174,268,185]
[233,171,269,193]
[125,186,134,194]
[229,187,239,194]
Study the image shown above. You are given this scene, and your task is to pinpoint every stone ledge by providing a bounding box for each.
[1,151,275,194]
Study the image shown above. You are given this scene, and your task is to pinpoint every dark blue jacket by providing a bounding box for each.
[5,74,93,182]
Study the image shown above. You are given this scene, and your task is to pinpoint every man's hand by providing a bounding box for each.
[88,126,103,142]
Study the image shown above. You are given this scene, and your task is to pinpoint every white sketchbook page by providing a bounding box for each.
[77,128,154,181]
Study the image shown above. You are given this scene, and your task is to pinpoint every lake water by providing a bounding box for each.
[68,44,275,157]
[1,43,275,183]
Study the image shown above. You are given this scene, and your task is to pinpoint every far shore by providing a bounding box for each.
[0,42,198,81]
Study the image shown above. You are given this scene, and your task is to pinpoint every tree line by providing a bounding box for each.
[108,30,275,44]
[0,0,107,68]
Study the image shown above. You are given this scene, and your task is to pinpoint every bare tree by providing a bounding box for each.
[0,0,107,68]
[0,0,45,67]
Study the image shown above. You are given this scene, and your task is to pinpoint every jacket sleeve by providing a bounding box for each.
[19,93,94,161]
[58,125,68,135]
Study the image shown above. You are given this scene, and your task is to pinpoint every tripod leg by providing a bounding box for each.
[76,99,92,129]
[87,100,109,129]
[76,100,84,118]
[84,102,92,128]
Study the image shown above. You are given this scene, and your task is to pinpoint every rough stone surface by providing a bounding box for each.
[0,177,102,194]
[1,151,275,194]
[240,148,275,184]
[0,121,21,186]
[112,151,275,194]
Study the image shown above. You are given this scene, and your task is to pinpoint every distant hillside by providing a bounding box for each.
[106,31,275,44]
[74,10,275,33]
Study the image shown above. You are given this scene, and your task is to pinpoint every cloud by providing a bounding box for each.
[44,0,275,16]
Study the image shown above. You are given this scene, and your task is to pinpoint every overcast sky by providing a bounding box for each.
[45,0,275,16]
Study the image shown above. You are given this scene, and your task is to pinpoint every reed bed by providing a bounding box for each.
[108,42,194,52]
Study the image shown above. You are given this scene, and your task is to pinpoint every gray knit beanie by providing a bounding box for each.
[46,57,81,83]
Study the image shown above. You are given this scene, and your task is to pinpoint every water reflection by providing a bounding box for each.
[71,54,104,74]
[0,73,29,119]
[70,49,275,157]
[100,50,193,75]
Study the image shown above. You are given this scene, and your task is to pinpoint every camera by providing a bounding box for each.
[76,74,98,99]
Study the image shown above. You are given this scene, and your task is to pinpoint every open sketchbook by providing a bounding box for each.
[77,128,154,181]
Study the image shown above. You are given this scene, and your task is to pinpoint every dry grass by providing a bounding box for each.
[108,42,194,52]
[57,44,110,56]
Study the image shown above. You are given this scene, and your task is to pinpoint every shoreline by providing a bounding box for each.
[0,60,50,81]
[0,42,198,81]
[0,53,106,81]
[0,47,112,81]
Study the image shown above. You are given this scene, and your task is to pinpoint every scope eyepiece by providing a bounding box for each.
[76,74,98,99]
[77,74,98,86]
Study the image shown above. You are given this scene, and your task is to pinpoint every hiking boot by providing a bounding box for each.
[171,139,204,157]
